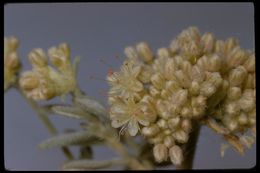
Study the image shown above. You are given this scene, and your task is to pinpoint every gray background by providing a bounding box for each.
[4,3,255,170]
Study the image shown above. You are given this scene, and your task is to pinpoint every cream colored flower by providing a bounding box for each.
[110,97,156,136]
[108,26,255,166]
[107,60,144,101]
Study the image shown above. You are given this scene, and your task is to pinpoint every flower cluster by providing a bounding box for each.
[107,27,256,166]
[19,43,77,100]
[4,37,21,90]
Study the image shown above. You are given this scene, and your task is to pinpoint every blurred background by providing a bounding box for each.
[4,2,255,170]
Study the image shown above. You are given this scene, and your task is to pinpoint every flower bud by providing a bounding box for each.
[124,46,138,60]
[181,119,192,133]
[149,85,160,97]
[172,89,188,106]
[191,65,205,83]
[153,144,168,163]
[175,70,191,88]
[173,130,189,143]
[28,48,48,67]
[169,39,179,53]
[227,47,247,68]
[169,145,183,166]
[243,54,255,72]
[225,38,238,52]
[19,72,39,90]
[243,74,255,89]
[59,43,70,59]
[157,119,168,129]
[136,42,153,63]
[239,98,255,112]
[164,135,175,148]
[149,134,163,144]
[164,58,177,80]
[215,40,225,53]
[141,124,160,137]
[180,60,192,75]
[165,81,181,93]
[227,87,241,100]
[181,106,192,118]
[201,32,215,53]
[151,73,165,90]
[157,48,170,58]
[189,81,200,95]
[200,82,216,97]
[238,112,248,125]
[168,117,181,129]
[161,89,171,99]
[227,119,238,131]
[5,52,20,69]
[225,102,240,116]
[208,54,222,72]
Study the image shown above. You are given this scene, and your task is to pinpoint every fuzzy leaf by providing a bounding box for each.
[61,159,126,170]
[74,95,108,120]
[51,105,97,121]
[39,131,101,149]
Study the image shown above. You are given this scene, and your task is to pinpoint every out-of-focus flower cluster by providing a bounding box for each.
[19,43,77,100]
[107,27,255,166]
[4,37,21,90]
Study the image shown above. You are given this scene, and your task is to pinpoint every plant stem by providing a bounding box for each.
[176,121,201,169]
[105,137,149,170]
[15,86,74,160]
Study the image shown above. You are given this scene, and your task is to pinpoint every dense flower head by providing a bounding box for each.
[4,37,21,90]
[107,27,255,166]
[19,43,77,100]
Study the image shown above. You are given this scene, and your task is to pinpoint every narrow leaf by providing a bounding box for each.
[39,131,101,149]
[74,95,108,120]
[51,105,97,121]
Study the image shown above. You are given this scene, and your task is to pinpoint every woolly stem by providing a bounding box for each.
[176,121,201,170]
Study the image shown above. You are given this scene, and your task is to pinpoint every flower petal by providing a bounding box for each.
[111,117,129,128]
[127,119,139,136]
[136,113,150,126]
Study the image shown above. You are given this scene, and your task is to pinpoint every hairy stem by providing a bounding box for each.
[14,85,74,160]
[176,121,201,169]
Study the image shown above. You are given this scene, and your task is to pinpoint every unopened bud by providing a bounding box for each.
[175,70,191,88]
[28,48,48,67]
[151,73,165,90]
[124,46,138,60]
[157,119,168,129]
[200,82,216,97]
[243,55,255,72]
[201,32,215,53]
[169,145,183,166]
[141,124,160,137]
[189,81,200,95]
[157,48,170,58]
[164,135,175,148]
[173,130,189,143]
[227,87,241,100]
[136,42,153,63]
[168,117,181,129]
[153,144,168,163]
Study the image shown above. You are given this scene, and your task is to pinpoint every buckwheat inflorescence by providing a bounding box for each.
[107,27,256,166]
[19,43,78,100]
